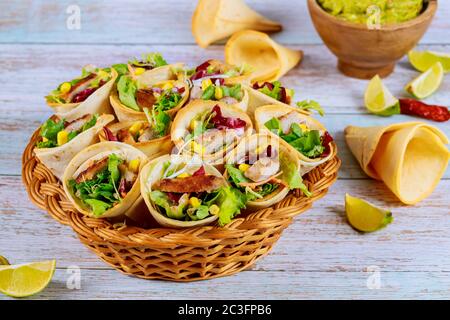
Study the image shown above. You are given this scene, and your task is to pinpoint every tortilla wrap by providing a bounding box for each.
[171,99,253,165]
[192,0,281,48]
[49,69,118,122]
[225,30,303,83]
[140,154,226,228]
[62,141,147,219]
[255,104,334,174]
[34,114,115,180]
[110,73,189,122]
[98,119,173,158]
[345,122,449,205]
[225,133,301,209]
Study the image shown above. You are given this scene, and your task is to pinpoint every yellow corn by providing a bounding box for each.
[161,81,174,91]
[134,67,145,76]
[128,159,140,173]
[238,164,250,172]
[129,122,143,135]
[42,137,49,142]
[60,82,71,94]
[299,124,309,132]
[209,204,220,216]
[190,119,199,132]
[98,70,109,79]
[189,197,201,208]
[214,86,223,100]
[201,79,212,91]
[57,130,68,146]
[191,141,205,155]
[177,172,190,178]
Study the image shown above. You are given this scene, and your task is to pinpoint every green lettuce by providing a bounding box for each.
[296,100,325,116]
[216,186,247,226]
[149,191,186,220]
[117,75,140,111]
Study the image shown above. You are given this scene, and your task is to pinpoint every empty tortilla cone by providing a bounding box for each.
[345,122,449,205]
[192,0,282,48]
[225,30,303,83]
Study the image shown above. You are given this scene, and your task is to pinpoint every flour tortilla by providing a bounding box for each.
[98,119,173,159]
[140,154,226,228]
[225,133,300,209]
[254,104,334,175]
[34,114,114,180]
[345,122,449,205]
[62,141,147,218]
[49,69,118,122]
[171,99,253,165]
[225,30,302,83]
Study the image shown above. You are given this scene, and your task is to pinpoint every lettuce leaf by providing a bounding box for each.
[296,100,325,116]
[282,161,312,197]
[264,117,282,136]
[84,199,112,217]
[149,191,186,220]
[117,75,140,111]
[216,187,247,226]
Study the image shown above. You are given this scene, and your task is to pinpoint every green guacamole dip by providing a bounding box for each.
[317,0,424,25]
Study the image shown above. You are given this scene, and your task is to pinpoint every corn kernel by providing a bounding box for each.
[161,81,174,91]
[42,137,49,142]
[57,130,68,146]
[134,67,145,76]
[209,204,220,216]
[98,70,109,79]
[201,79,212,91]
[238,163,250,172]
[189,197,201,208]
[191,141,205,155]
[177,172,190,178]
[129,122,143,135]
[189,119,199,132]
[299,124,309,132]
[128,158,140,173]
[214,86,223,100]
[60,82,71,94]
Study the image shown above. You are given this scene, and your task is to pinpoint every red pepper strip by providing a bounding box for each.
[399,99,450,122]
[321,131,334,158]
[103,127,118,141]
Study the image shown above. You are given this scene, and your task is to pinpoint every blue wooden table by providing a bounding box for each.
[0,0,449,299]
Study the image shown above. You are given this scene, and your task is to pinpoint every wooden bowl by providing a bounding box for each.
[307,0,438,79]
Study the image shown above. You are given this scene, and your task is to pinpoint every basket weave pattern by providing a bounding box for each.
[22,127,341,281]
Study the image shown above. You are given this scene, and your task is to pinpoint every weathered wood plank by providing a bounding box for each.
[2,177,449,272]
[1,0,449,45]
[1,268,449,300]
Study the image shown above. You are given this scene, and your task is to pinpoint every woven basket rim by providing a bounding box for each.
[22,124,341,246]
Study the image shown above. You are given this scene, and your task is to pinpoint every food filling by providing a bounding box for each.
[149,162,246,225]
[184,105,247,155]
[36,114,98,148]
[69,154,140,217]
[253,81,294,105]
[46,66,112,104]
[264,111,334,158]
[189,59,250,82]
[190,78,244,106]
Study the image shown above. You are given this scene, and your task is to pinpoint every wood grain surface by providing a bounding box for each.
[0,0,449,300]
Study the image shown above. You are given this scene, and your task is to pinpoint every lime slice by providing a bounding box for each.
[0,260,56,298]
[408,50,450,73]
[405,62,444,99]
[364,75,400,116]
[345,194,393,233]
[0,255,10,266]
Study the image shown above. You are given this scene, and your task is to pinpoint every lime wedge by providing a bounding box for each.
[364,75,400,116]
[345,194,393,233]
[0,260,56,298]
[405,62,444,99]
[408,50,450,73]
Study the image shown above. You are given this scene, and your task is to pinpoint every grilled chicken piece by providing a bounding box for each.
[75,157,108,183]
[190,86,203,100]
[136,89,157,110]
[65,74,97,102]
[117,129,136,144]
[64,114,92,132]
[278,111,305,134]
[195,128,242,154]
[153,175,225,193]
[244,158,280,183]
[138,128,156,142]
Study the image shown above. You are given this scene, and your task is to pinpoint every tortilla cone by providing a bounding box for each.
[255,104,334,175]
[225,133,300,209]
[345,123,449,205]
[49,69,118,122]
[225,30,303,83]
[140,154,226,228]
[98,119,173,158]
[110,80,189,123]
[34,114,115,180]
[62,142,147,219]
[171,99,253,165]
[192,0,281,48]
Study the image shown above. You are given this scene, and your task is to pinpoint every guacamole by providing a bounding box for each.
[317,0,424,25]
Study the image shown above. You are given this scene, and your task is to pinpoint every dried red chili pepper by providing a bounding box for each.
[399,99,449,122]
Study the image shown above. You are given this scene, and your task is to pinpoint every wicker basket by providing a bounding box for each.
[22,126,341,281]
